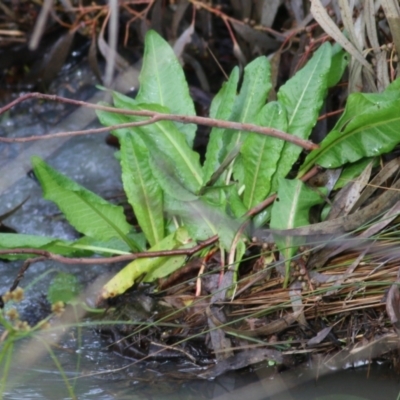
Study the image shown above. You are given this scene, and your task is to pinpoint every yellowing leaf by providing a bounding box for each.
[101,228,194,299]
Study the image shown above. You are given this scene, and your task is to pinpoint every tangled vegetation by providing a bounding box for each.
[2,0,400,397]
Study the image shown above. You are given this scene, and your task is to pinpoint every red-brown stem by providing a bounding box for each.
[0,235,218,264]
[318,108,344,121]
[0,92,319,151]
[2,236,219,293]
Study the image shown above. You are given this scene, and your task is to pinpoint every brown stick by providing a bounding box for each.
[0,235,218,265]
[0,92,319,151]
[2,235,219,294]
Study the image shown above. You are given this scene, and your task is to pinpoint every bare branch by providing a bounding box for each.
[1,235,219,293]
[0,117,160,142]
[0,234,218,266]
[0,92,319,151]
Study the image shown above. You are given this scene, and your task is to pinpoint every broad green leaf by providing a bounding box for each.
[271,43,332,192]
[111,91,137,109]
[229,56,272,145]
[384,76,400,93]
[100,103,203,194]
[204,144,241,193]
[300,97,400,171]
[72,235,133,255]
[253,204,272,228]
[226,184,247,218]
[147,150,199,201]
[48,272,82,304]
[0,233,86,258]
[119,134,164,246]
[326,45,349,87]
[225,57,272,185]
[203,67,240,183]
[201,185,228,207]
[299,79,400,174]
[241,102,287,209]
[270,179,325,287]
[101,228,194,299]
[32,157,138,250]
[164,195,241,250]
[136,30,196,146]
[331,88,400,135]
[132,106,203,193]
[329,93,383,134]
[97,107,164,246]
[326,78,400,139]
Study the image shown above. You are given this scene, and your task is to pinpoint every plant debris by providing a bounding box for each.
[2,0,400,388]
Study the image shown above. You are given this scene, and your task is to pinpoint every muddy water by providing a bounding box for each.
[1,66,400,399]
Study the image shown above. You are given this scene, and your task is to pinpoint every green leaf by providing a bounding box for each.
[31,157,139,250]
[48,273,82,304]
[119,134,164,246]
[0,233,86,259]
[230,56,272,135]
[226,57,272,175]
[97,103,165,245]
[0,233,66,250]
[201,185,228,207]
[101,227,194,299]
[272,43,332,191]
[382,75,400,93]
[300,97,400,170]
[298,78,400,173]
[132,107,203,193]
[253,205,272,228]
[203,67,240,183]
[136,30,196,147]
[328,93,383,134]
[72,232,145,255]
[330,85,400,135]
[72,235,132,255]
[326,45,349,87]
[226,184,247,218]
[147,150,199,201]
[270,179,325,287]
[241,101,288,209]
[111,91,137,109]
[164,195,241,250]
[101,102,204,195]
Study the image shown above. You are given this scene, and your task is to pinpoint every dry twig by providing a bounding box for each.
[0,93,318,151]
